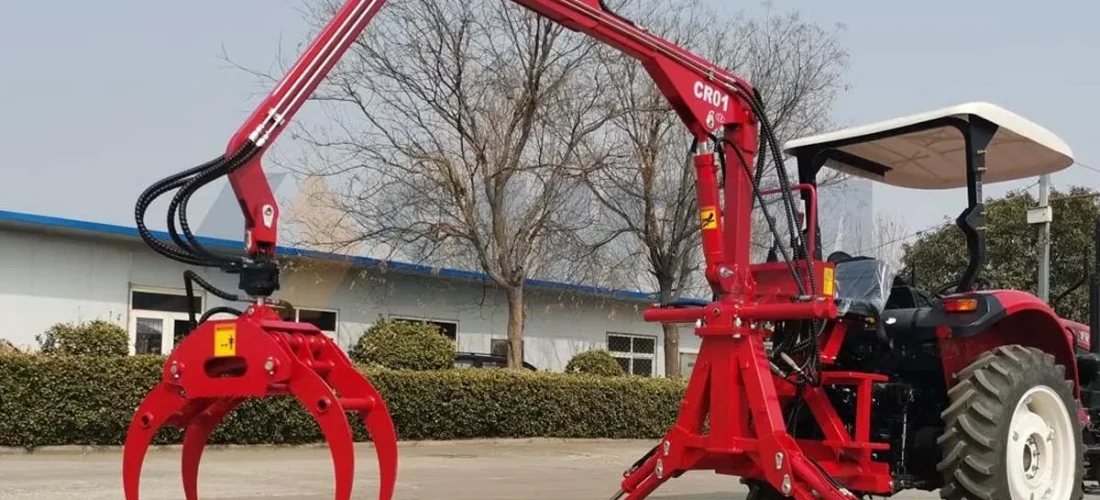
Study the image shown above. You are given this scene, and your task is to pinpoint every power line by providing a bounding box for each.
[867,180,1043,253]
[1074,161,1100,175]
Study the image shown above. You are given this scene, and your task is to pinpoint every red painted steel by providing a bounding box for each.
[122,305,398,500]
[125,0,907,498]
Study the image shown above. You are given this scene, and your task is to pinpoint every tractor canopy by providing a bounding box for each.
[782,102,1076,295]
[782,101,1074,190]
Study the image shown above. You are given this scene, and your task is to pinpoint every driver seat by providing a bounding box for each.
[829,253,897,343]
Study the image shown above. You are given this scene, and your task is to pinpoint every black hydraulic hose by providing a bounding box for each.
[183,270,244,329]
[199,306,244,323]
[184,270,242,303]
[135,156,226,266]
[714,136,807,298]
[745,91,815,298]
[174,141,261,268]
[166,157,232,262]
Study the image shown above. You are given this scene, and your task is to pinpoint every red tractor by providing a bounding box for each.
[118,0,1097,499]
[742,102,1095,499]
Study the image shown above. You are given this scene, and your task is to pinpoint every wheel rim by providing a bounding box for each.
[1006,385,1075,500]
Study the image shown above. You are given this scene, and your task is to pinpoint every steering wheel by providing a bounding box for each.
[933,277,993,297]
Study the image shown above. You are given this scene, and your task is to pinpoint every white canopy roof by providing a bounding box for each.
[783,102,1074,189]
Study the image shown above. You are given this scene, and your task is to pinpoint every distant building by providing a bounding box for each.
[0,170,876,379]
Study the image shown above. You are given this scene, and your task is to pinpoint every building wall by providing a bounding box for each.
[0,225,673,375]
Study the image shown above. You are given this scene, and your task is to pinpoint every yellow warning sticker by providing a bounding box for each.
[214,323,237,357]
[700,206,718,230]
[823,267,835,296]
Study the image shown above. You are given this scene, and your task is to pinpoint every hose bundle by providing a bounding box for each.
[133,141,263,327]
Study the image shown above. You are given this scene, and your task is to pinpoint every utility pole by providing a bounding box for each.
[1028,174,1053,301]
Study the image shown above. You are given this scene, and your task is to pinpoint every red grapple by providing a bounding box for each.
[121,305,398,500]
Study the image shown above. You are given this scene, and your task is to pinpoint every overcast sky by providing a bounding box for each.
[1,0,1097,248]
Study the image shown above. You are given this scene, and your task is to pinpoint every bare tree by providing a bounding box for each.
[869,212,909,270]
[583,0,850,378]
[258,0,621,369]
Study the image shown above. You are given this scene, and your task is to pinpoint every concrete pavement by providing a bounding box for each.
[0,439,1046,499]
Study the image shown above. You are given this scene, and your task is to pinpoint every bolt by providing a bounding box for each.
[663,440,670,456]
[170,361,180,378]
[775,452,784,470]
[734,317,743,327]
[655,459,664,479]
[247,307,255,315]
[264,206,274,216]
[264,357,276,374]
[719,267,733,278]
[781,475,792,495]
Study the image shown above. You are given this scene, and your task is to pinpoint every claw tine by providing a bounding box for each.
[182,399,241,500]
[123,385,188,500]
[290,372,357,500]
[364,405,399,500]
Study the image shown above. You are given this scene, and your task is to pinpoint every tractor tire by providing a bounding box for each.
[937,345,1085,500]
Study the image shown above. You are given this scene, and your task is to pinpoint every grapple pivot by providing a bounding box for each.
[121,305,398,500]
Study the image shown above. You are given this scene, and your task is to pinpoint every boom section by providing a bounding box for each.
[225,0,387,258]
[224,0,760,260]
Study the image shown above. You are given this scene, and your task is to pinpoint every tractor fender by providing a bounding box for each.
[936,290,1080,398]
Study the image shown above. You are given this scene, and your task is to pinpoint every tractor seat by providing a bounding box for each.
[832,257,897,318]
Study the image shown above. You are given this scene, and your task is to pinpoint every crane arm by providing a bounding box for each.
[136,0,779,302]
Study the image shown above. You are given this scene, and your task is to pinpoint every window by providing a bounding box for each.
[679,351,698,378]
[607,333,656,377]
[128,287,204,356]
[490,338,524,358]
[279,307,339,337]
[392,316,458,342]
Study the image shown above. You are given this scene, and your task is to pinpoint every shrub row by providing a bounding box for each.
[0,354,686,449]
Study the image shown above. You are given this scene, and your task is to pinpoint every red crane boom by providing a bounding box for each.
[125,1,850,500]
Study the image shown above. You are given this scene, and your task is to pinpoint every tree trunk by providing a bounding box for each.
[663,323,681,379]
[505,286,527,369]
[657,279,681,379]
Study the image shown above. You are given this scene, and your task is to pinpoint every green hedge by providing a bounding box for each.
[0,354,685,449]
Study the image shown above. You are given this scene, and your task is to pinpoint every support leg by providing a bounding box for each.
[181,398,243,500]
[122,383,189,500]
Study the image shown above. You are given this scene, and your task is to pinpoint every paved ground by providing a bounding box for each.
[0,439,1083,499]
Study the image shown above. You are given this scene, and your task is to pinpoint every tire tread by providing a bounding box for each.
[937,345,1084,500]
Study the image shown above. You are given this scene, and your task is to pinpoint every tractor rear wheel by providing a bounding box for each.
[937,345,1084,500]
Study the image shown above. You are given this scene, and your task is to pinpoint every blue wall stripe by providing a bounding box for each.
[0,210,657,302]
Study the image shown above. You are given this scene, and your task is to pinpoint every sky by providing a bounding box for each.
[1,0,1098,249]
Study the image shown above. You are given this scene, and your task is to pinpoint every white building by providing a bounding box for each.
[0,167,874,380]
[0,209,691,377]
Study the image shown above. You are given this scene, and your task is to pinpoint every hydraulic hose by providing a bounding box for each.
[135,155,226,266]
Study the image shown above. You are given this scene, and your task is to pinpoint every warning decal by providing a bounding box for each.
[214,323,237,357]
[700,206,717,230]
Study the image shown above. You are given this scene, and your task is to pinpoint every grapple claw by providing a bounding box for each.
[123,305,398,500]
[122,383,189,500]
[327,358,399,500]
[289,371,357,500]
[181,398,243,500]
